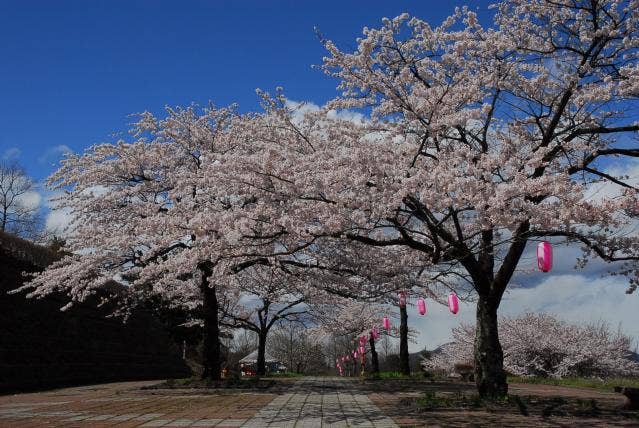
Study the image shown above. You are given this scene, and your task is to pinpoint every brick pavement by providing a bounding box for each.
[0,380,272,427]
[4,377,635,427]
[0,378,398,427]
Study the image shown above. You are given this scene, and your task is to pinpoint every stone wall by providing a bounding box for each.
[0,231,190,392]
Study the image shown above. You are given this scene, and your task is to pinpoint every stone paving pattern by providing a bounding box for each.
[0,378,398,427]
[243,377,397,427]
[3,376,634,427]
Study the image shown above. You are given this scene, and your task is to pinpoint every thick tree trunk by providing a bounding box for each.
[201,271,221,381]
[369,334,379,374]
[256,331,267,376]
[399,305,410,376]
[474,293,507,398]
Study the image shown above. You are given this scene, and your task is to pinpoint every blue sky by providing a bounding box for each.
[1,0,494,180]
[2,1,637,349]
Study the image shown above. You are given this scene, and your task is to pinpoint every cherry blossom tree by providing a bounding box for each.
[13,102,411,382]
[268,323,327,374]
[220,265,308,375]
[206,0,639,397]
[310,298,392,375]
[16,0,639,398]
[15,106,254,381]
[317,0,639,396]
[423,313,639,378]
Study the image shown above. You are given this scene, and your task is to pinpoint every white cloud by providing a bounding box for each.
[501,274,638,336]
[38,144,72,166]
[42,190,74,237]
[408,295,475,352]
[408,273,639,352]
[326,108,366,125]
[42,185,110,238]
[512,239,613,284]
[45,206,73,237]
[584,158,639,202]
[0,172,42,211]
[285,99,320,118]
[2,147,21,161]
[284,98,367,126]
[17,190,42,211]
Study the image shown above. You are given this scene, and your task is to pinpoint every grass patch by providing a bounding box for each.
[378,371,407,379]
[508,376,639,392]
[368,371,425,380]
[574,399,600,417]
[264,372,304,378]
[365,371,448,384]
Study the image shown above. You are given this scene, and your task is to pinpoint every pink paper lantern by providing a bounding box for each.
[359,335,367,346]
[372,327,380,340]
[359,346,365,354]
[537,241,553,272]
[383,316,391,330]
[417,298,427,316]
[353,351,358,358]
[448,292,459,315]
[398,291,407,307]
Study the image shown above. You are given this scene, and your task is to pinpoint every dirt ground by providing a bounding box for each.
[368,380,638,427]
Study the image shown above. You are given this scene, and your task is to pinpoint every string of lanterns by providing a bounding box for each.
[335,292,460,375]
[335,242,553,375]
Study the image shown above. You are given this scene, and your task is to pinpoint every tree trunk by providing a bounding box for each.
[289,328,294,374]
[474,293,507,398]
[256,331,267,376]
[369,334,379,374]
[201,270,221,381]
[399,305,410,376]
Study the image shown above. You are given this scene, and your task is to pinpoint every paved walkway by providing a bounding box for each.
[244,378,397,428]
[0,378,398,427]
